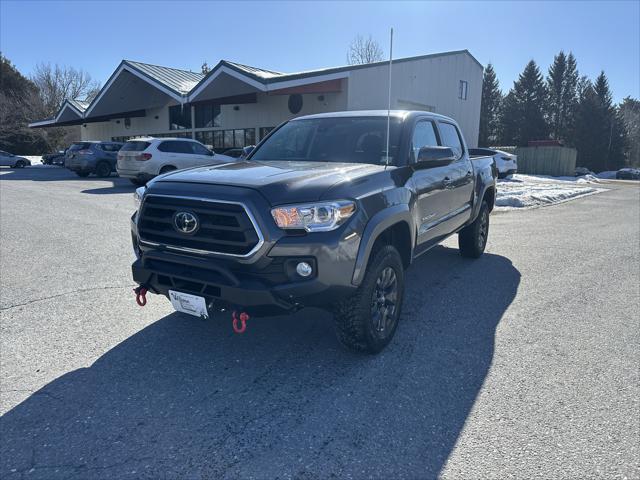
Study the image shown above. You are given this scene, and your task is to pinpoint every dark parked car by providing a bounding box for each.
[221,148,244,158]
[42,150,67,166]
[65,141,123,177]
[130,111,498,353]
[616,168,640,180]
[0,150,30,168]
[220,146,255,160]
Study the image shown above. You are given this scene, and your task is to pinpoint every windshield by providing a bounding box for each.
[250,117,402,165]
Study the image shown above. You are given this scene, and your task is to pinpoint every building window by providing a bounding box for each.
[169,104,192,130]
[259,127,275,140]
[458,80,468,100]
[195,103,221,128]
[194,128,257,152]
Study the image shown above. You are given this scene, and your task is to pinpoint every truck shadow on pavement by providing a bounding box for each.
[0,247,520,479]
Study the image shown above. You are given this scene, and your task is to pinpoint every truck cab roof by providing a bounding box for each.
[292,110,455,123]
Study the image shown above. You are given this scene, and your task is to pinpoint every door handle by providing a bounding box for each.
[443,177,454,189]
[466,170,473,178]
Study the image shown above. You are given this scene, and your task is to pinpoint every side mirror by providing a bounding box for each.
[242,145,255,158]
[416,146,456,167]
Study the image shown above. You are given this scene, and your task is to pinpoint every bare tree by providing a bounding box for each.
[31,63,101,117]
[347,35,384,65]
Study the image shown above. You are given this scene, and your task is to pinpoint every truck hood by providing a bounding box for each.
[154,160,386,204]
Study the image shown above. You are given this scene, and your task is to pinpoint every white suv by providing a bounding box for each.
[117,137,234,185]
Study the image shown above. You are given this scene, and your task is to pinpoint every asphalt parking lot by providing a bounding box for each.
[1,166,638,479]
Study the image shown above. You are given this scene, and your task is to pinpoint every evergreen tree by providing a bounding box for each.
[619,97,640,167]
[594,71,627,170]
[546,51,567,139]
[573,81,604,171]
[478,63,502,147]
[499,60,549,146]
[562,53,579,143]
[546,51,579,143]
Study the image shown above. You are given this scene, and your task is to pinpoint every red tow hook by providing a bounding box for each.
[232,311,250,334]
[134,286,148,307]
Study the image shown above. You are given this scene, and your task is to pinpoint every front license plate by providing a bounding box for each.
[169,290,209,319]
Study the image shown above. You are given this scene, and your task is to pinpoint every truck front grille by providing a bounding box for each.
[138,195,262,256]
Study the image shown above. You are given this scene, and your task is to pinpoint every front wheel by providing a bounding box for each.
[458,201,490,258]
[14,160,26,168]
[333,245,405,354]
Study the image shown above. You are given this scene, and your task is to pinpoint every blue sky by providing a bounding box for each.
[1,1,638,102]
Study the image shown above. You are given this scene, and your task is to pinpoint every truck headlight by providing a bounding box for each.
[133,186,146,210]
[271,200,356,232]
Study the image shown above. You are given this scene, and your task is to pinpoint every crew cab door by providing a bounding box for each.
[409,119,452,249]
[436,121,474,230]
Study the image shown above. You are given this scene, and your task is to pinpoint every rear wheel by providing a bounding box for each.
[95,161,112,178]
[14,160,26,168]
[459,201,489,258]
[333,245,405,354]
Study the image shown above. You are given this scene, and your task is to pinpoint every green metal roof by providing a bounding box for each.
[124,60,205,95]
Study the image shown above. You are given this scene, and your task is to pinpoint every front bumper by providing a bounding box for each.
[129,183,365,316]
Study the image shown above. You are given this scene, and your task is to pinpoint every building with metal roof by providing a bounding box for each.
[30,50,483,149]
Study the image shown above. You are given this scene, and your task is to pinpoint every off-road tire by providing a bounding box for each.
[333,245,405,354]
[459,200,489,258]
[95,161,112,178]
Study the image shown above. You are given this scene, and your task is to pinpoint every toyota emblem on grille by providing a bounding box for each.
[173,211,199,234]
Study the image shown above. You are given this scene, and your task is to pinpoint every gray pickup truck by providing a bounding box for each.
[130,111,497,353]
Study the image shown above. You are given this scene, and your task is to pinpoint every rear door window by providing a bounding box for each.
[158,141,193,154]
[438,122,464,160]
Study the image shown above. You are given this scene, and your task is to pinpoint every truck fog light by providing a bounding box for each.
[296,262,313,277]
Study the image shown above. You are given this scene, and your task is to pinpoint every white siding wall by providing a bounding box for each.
[211,90,347,131]
[346,53,483,147]
[83,102,177,140]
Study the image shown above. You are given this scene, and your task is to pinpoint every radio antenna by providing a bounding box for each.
[385,27,394,168]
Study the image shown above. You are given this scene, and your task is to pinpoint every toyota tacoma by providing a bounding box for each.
[130,111,497,353]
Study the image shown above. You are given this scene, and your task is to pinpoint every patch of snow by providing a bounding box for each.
[23,156,43,165]
[496,174,606,210]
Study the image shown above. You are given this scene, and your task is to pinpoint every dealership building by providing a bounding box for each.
[30,49,483,149]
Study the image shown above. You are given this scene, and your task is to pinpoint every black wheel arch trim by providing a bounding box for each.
[351,204,415,286]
